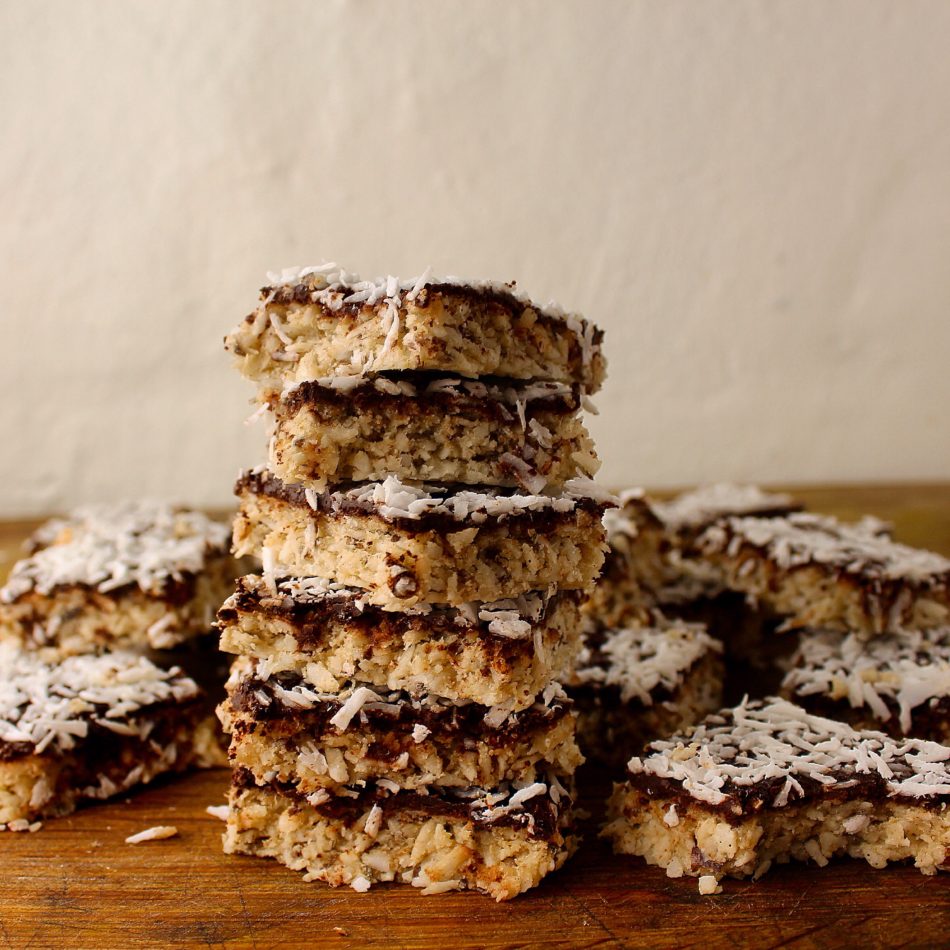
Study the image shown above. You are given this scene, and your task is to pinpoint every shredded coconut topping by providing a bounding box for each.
[652,483,797,533]
[0,643,199,755]
[261,473,615,522]
[1,502,230,602]
[285,375,576,410]
[255,264,600,366]
[699,512,948,583]
[223,575,556,635]
[230,663,568,733]
[783,626,950,733]
[573,619,722,705]
[628,697,950,809]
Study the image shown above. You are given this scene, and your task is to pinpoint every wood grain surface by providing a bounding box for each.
[1,484,949,950]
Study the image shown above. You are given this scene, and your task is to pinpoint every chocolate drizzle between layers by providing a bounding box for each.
[228,673,570,743]
[231,767,567,840]
[278,373,582,419]
[218,579,581,651]
[235,469,608,532]
[625,765,950,825]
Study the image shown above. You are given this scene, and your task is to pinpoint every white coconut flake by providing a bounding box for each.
[698,875,722,896]
[411,723,431,743]
[125,825,179,844]
[205,805,229,821]
[328,686,383,731]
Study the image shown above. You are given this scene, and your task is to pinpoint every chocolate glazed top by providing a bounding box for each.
[626,765,950,825]
[228,672,569,743]
[0,697,203,762]
[235,469,608,533]
[217,580,579,650]
[231,767,566,840]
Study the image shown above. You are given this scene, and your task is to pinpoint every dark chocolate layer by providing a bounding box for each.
[235,469,607,532]
[227,673,569,744]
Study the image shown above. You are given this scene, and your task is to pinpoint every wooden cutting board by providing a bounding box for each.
[1,485,949,950]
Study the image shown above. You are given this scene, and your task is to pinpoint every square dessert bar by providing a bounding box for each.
[696,512,950,635]
[224,768,576,901]
[217,575,583,710]
[219,659,581,794]
[605,697,950,891]
[782,626,950,743]
[268,375,598,492]
[652,483,801,545]
[233,471,613,608]
[225,266,606,395]
[0,501,242,654]
[567,616,723,767]
[583,489,667,628]
[0,644,220,825]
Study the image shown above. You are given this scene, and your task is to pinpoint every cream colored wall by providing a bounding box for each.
[1,0,948,516]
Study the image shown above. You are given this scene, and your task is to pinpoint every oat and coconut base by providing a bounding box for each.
[224,768,576,901]
[233,470,613,608]
[225,264,606,396]
[268,374,598,492]
[0,501,241,654]
[697,512,950,635]
[0,643,220,825]
[217,576,583,710]
[782,626,950,742]
[567,616,724,767]
[604,697,950,893]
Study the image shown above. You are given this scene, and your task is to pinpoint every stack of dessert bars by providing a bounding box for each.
[0,502,240,828]
[218,265,614,899]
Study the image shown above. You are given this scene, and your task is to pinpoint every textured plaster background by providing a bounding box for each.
[1,0,948,516]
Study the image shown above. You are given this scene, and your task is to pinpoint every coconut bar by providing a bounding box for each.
[782,627,950,743]
[583,490,667,628]
[219,661,580,794]
[696,512,950,636]
[269,374,598,492]
[0,502,243,654]
[233,471,612,608]
[651,483,801,604]
[224,768,576,901]
[217,575,583,711]
[604,697,950,892]
[225,265,606,397]
[653,483,801,545]
[567,616,723,767]
[0,644,221,825]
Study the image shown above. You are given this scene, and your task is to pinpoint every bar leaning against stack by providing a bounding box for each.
[219,265,613,899]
